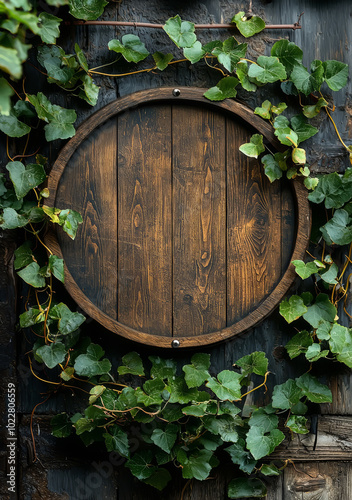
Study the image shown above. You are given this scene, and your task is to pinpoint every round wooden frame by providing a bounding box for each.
[46,87,311,349]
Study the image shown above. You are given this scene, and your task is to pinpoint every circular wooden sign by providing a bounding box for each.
[46,87,310,348]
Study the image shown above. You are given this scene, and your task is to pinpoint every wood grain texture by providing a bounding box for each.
[172,104,226,337]
[117,105,172,335]
[226,120,283,324]
[46,88,311,348]
[55,119,118,318]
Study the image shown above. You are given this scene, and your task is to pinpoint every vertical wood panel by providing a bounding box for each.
[226,121,282,324]
[172,105,226,337]
[117,105,172,335]
[281,181,296,274]
[56,120,118,317]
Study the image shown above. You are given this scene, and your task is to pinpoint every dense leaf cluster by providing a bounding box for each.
[51,351,331,494]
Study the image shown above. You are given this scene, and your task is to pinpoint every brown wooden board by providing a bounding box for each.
[46,87,311,348]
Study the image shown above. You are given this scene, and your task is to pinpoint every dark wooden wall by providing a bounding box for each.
[1,0,352,498]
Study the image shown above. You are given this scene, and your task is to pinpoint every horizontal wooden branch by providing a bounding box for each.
[66,20,302,30]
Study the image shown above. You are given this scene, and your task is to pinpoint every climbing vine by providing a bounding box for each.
[1,1,352,498]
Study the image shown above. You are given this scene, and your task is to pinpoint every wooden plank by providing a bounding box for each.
[56,119,118,318]
[172,104,226,337]
[282,462,352,500]
[226,120,282,324]
[281,180,296,274]
[117,104,172,335]
[271,416,352,461]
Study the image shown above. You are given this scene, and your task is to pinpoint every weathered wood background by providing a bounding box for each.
[1,0,352,498]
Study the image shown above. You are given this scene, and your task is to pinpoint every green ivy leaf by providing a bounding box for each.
[285,331,313,359]
[0,45,22,79]
[292,260,320,279]
[103,426,129,457]
[225,439,257,474]
[14,241,33,270]
[323,60,349,91]
[38,12,62,44]
[152,52,173,71]
[316,321,332,341]
[151,423,178,453]
[0,113,31,138]
[290,62,324,95]
[74,343,112,377]
[51,413,72,438]
[302,97,327,118]
[149,356,177,380]
[203,76,239,101]
[246,426,284,460]
[68,0,108,21]
[0,207,29,229]
[304,177,319,190]
[254,100,272,120]
[290,114,319,145]
[320,209,352,245]
[236,61,257,92]
[6,161,46,199]
[177,448,213,480]
[239,133,265,158]
[261,154,282,182]
[308,172,352,209]
[48,254,65,283]
[126,450,156,480]
[231,12,265,38]
[248,56,287,84]
[296,373,332,403]
[0,77,14,115]
[320,263,338,285]
[260,463,281,476]
[305,343,329,362]
[74,43,88,71]
[37,45,75,85]
[235,351,268,377]
[50,302,85,334]
[272,379,302,410]
[206,370,242,401]
[168,377,205,404]
[79,74,99,106]
[43,206,83,239]
[183,353,210,388]
[271,39,303,74]
[211,38,247,73]
[144,468,172,491]
[228,478,267,499]
[108,35,149,63]
[17,262,46,288]
[273,122,298,148]
[279,295,308,323]
[286,415,309,434]
[183,41,205,64]
[303,294,337,328]
[163,15,197,48]
[36,341,67,369]
[329,324,350,354]
[118,351,145,376]
[27,93,77,141]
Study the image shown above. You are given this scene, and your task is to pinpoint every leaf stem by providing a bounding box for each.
[241,371,270,399]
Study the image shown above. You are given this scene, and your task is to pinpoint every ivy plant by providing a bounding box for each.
[1,2,352,499]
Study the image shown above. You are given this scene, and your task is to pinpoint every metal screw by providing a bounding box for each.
[171,339,180,348]
[172,88,181,97]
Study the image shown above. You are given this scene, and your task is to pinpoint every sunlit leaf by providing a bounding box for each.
[163,15,196,48]
[108,35,149,63]
[232,12,265,38]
